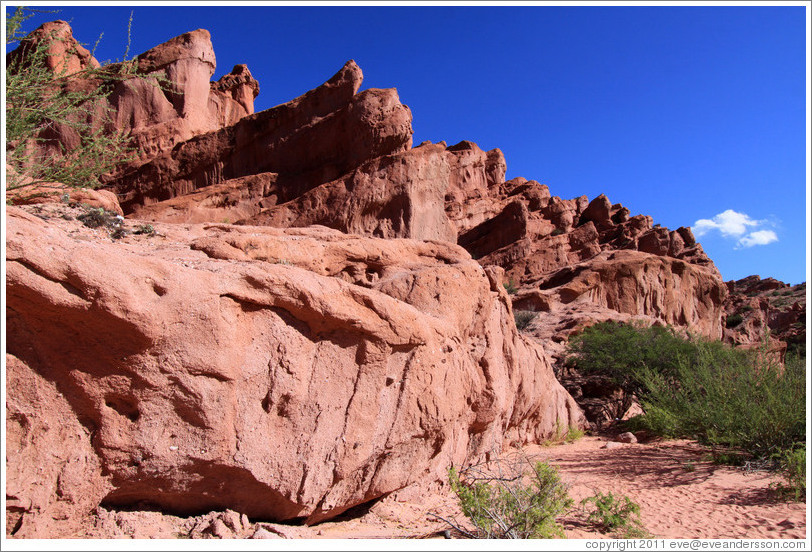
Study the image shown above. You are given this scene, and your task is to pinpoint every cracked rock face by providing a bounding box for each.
[6,205,582,530]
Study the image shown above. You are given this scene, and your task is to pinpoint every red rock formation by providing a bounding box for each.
[6,205,582,530]
[723,275,806,356]
[6,20,100,76]
[231,140,503,242]
[7,21,773,536]
[112,60,413,214]
[7,24,260,178]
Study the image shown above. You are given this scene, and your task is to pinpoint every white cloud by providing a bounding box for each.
[693,209,779,249]
[693,209,761,238]
[737,230,779,249]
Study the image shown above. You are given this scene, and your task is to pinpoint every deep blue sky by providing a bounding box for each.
[6,2,809,285]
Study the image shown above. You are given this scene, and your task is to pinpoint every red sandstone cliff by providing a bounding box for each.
[5,22,799,538]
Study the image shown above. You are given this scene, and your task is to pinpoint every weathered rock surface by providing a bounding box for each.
[6,20,100,76]
[5,178,124,215]
[236,140,504,242]
[8,24,261,172]
[113,60,413,214]
[5,353,111,538]
[6,204,582,529]
[723,275,806,357]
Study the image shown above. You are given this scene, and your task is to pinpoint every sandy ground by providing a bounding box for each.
[69,435,804,540]
[536,437,806,539]
[304,436,806,540]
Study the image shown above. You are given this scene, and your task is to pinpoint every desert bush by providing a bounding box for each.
[581,491,649,538]
[133,223,155,236]
[771,446,806,501]
[725,313,743,328]
[5,7,142,194]
[514,310,537,331]
[543,422,585,446]
[567,321,806,461]
[447,459,573,538]
[503,280,518,295]
[565,321,695,397]
[636,341,805,460]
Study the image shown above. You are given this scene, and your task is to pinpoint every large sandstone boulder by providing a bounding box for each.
[6,206,583,528]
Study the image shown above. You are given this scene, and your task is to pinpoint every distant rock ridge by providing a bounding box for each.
[723,275,806,358]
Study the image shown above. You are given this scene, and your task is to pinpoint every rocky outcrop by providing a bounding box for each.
[112,60,413,213]
[723,276,806,357]
[6,20,100,76]
[106,30,260,160]
[234,140,503,242]
[6,205,582,530]
[7,23,260,177]
[509,250,727,363]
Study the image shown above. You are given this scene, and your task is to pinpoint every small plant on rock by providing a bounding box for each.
[77,206,119,228]
[503,280,519,295]
[514,310,537,331]
[133,223,155,236]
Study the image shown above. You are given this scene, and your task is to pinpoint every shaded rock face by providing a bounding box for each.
[6,206,582,529]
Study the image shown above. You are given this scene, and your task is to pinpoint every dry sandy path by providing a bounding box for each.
[309,436,806,540]
[531,437,806,539]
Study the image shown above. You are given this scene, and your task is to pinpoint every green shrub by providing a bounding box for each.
[772,447,806,501]
[565,425,585,443]
[567,321,806,462]
[566,321,695,398]
[5,8,151,195]
[448,459,573,538]
[133,223,155,236]
[581,492,649,538]
[725,313,743,328]
[514,310,537,331]
[543,423,586,446]
[635,341,805,460]
[503,280,518,295]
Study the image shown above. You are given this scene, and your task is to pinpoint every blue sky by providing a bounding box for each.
[5,2,810,285]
